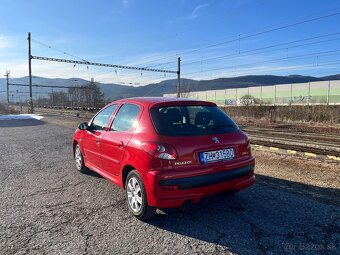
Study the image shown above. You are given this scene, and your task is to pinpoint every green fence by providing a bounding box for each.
[164,80,340,105]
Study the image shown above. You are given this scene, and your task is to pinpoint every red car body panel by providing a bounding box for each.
[72,97,255,208]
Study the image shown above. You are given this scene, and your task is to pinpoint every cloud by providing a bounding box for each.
[188,3,210,20]
[169,3,210,23]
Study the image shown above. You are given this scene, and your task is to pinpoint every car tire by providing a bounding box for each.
[125,170,156,220]
[74,144,89,173]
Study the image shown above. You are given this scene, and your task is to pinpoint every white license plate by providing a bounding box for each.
[200,148,235,164]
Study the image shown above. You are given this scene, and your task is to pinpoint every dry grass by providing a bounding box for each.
[0,103,19,114]
[222,105,340,124]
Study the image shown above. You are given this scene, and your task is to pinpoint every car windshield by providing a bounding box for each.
[150,105,239,136]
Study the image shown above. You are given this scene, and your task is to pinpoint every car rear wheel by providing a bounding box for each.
[125,170,156,220]
[75,144,89,173]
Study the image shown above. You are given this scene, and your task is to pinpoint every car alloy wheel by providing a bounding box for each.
[75,145,82,171]
[125,170,156,220]
[127,177,143,213]
[74,144,88,173]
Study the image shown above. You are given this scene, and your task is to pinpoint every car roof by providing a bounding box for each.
[111,97,216,108]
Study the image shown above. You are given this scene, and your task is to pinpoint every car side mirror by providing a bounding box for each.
[78,122,89,130]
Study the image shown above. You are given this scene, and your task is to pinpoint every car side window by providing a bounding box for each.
[91,104,117,131]
[111,104,140,132]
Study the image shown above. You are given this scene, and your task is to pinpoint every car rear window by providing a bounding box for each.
[150,105,239,136]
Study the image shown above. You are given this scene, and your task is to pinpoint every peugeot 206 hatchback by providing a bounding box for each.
[72,97,255,220]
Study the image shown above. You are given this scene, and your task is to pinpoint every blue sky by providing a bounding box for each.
[1,0,340,86]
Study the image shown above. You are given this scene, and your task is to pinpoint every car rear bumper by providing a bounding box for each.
[145,157,255,208]
[159,164,253,190]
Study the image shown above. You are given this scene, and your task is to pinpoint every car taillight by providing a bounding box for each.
[240,140,251,156]
[141,142,178,160]
[246,140,252,156]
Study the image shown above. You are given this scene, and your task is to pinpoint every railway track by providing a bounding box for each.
[241,126,340,157]
[248,135,340,157]
[30,107,340,157]
[241,127,340,143]
[241,127,340,144]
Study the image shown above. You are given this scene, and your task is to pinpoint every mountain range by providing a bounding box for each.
[0,74,339,101]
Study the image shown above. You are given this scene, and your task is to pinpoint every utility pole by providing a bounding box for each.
[177,57,181,98]
[28,32,33,113]
[51,88,54,107]
[4,70,10,103]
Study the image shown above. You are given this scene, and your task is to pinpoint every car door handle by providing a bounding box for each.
[118,141,124,147]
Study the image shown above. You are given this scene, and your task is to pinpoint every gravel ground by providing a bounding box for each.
[0,117,339,255]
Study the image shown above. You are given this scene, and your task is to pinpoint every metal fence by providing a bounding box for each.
[164,80,340,105]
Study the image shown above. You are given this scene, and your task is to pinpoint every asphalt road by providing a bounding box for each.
[0,118,339,255]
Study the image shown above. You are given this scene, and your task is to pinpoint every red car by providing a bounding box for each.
[72,97,255,220]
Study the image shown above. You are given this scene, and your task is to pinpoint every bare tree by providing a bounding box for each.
[180,83,192,98]
[68,80,104,108]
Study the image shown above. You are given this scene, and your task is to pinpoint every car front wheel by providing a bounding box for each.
[74,144,89,173]
[125,170,156,220]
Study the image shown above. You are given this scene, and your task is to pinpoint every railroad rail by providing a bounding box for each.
[241,126,340,157]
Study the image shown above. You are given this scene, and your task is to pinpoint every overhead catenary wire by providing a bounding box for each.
[32,39,90,62]
[183,49,340,76]
[8,83,89,89]
[133,10,340,67]
[152,35,340,71]
[31,38,178,87]
[83,66,177,86]
[184,60,340,79]
[136,33,340,74]
[60,7,340,70]
[31,56,178,74]
[180,32,340,67]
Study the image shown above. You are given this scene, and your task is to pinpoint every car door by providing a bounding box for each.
[82,104,117,170]
[100,103,141,176]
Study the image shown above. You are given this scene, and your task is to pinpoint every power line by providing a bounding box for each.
[184,60,340,78]
[161,35,340,72]
[26,55,179,91]
[134,10,340,67]
[84,31,340,80]
[31,37,178,85]
[74,7,340,70]
[0,90,49,94]
[9,76,30,84]
[32,39,89,62]
[181,32,340,67]
[184,50,340,76]
[31,55,178,74]
[181,12,340,56]
[8,83,85,89]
